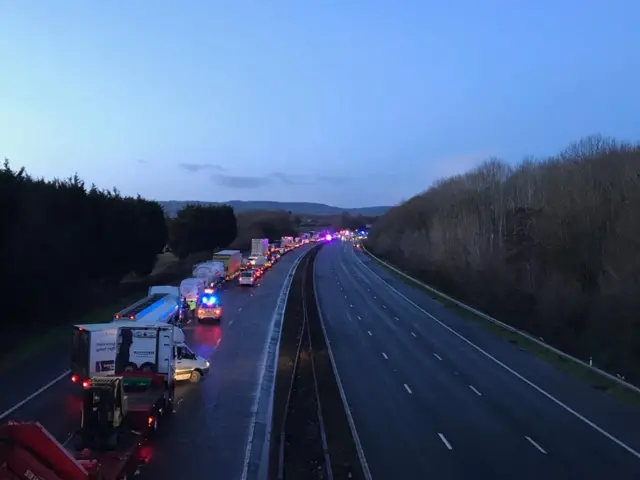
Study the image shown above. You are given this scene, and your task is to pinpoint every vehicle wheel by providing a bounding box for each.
[189,370,202,383]
[124,362,138,372]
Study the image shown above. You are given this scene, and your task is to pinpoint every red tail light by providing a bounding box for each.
[148,416,154,426]
[71,375,78,383]
[82,381,90,388]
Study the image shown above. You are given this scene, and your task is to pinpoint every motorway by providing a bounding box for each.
[315,240,640,480]
[0,244,313,480]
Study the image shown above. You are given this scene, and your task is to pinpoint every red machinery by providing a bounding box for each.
[0,421,138,480]
[0,373,171,480]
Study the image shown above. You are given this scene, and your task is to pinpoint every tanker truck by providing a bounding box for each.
[192,260,226,288]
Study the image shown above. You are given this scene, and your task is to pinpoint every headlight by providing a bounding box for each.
[205,361,210,368]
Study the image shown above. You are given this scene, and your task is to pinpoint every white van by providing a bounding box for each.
[239,270,257,286]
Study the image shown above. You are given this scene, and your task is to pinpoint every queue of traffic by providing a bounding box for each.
[0,234,326,479]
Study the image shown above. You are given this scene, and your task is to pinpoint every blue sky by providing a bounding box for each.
[1,1,638,208]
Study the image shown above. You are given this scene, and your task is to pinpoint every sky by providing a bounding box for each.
[1,1,639,208]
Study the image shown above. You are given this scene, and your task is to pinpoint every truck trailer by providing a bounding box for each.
[212,249,242,280]
[113,286,180,323]
[250,238,269,257]
[192,261,225,288]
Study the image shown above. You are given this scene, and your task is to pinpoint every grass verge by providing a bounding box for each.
[361,246,640,409]
[0,253,186,373]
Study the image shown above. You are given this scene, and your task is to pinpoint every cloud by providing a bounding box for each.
[270,172,353,185]
[210,171,360,189]
[136,159,150,165]
[212,173,271,189]
[179,163,226,172]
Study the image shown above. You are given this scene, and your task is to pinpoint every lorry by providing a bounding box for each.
[113,286,180,323]
[251,238,269,257]
[2,325,178,479]
[192,261,225,288]
[179,277,205,304]
[212,249,242,280]
[71,322,209,385]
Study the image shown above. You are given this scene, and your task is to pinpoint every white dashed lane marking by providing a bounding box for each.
[438,433,453,450]
[525,436,547,454]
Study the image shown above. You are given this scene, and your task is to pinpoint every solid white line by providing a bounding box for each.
[404,383,413,394]
[438,433,453,450]
[353,250,640,460]
[367,331,372,336]
[433,353,443,361]
[525,436,547,454]
[382,352,388,360]
[0,370,70,420]
[410,332,417,337]
[469,385,482,396]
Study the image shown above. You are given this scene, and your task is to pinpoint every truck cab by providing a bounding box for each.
[175,343,209,382]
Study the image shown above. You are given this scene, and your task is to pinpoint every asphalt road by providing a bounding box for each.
[0,245,313,479]
[314,240,640,480]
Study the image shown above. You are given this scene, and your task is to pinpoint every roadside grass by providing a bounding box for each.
[360,247,640,408]
[0,253,186,372]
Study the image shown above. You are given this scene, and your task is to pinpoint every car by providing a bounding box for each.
[239,270,257,286]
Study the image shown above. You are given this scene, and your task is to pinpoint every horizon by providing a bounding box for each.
[160,199,392,209]
[1,2,638,206]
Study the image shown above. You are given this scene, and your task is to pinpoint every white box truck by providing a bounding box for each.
[251,238,269,257]
[71,322,209,385]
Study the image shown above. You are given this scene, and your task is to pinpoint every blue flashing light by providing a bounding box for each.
[202,295,218,306]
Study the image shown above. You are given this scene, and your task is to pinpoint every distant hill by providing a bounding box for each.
[159,200,391,217]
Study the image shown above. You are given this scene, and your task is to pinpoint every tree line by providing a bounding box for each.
[229,210,297,250]
[367,135,640,383]
[0,161,238,352]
